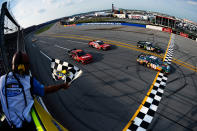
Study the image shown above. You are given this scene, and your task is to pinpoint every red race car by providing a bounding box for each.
[68,48,93,64]
[88,40,111,50]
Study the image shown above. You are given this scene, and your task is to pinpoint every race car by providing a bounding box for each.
[137,54,170,74]
[137,41,162,53]
[68,48,93,64]
[88,40,111,50]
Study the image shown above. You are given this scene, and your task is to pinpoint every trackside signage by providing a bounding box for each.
[76,23,146,28]
[121,23,146,28]
[162,27,172,33]
[64,24,76,27]
[180,32,188,38]
[146,25,163,31]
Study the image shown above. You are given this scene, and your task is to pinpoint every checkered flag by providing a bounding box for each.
[51,59,82,84]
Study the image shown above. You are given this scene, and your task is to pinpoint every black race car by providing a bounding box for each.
[137,41,162,53]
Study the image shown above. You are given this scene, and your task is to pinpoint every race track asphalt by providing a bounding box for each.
[25,23,197,131]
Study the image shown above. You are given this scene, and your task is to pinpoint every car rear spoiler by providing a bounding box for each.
[68,48,77,53]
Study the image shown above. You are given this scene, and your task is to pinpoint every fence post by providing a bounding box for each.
[0,2,10,73]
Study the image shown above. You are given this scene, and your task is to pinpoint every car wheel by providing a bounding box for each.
[80,60,85,64]
[161,69,165,73]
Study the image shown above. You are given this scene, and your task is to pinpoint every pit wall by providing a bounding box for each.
[63,22,196,42]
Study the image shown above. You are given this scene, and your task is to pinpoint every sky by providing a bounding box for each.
[0,0,197,28]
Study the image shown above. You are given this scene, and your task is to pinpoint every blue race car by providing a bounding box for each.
[137,54,170,74]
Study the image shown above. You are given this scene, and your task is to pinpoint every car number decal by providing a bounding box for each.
[150,56,157,59]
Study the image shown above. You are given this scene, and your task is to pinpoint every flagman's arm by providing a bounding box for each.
[44,83,70,94]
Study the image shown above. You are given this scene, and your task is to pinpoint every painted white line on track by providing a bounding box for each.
[40,51,52,61]
[66,40,87,45]
[54,44,70,50]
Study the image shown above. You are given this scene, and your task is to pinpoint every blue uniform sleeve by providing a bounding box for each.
[32,78,45,97]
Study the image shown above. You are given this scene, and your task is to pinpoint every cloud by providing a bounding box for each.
[8,0,197,28]
[38,9,46,14]
[42,0,57,5]
[187,0,197,5]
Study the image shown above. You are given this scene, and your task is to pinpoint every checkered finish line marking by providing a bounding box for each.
[123,34,175,131]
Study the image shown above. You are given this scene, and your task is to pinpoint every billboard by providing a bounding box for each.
[180,32,188,38]
[162,27,172,33]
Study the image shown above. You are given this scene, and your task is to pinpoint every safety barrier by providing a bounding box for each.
[162,27,172,33]
[76,22,146,28]
[63,22,197,42]
[180,32,188,38]
[147,25,196,42]
[146,25,163,31]
[76,22,121,26]
[64,24,76,27]
[121,23,146,28]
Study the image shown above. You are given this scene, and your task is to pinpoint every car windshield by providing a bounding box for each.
[139,55,146,60]
[162,62,168,66]
[146,43,152,46]
[149,56,161,64]
[155,59,162,65]
[97,41,104,45]
[146,42,152,44]
[77,51,86,57]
